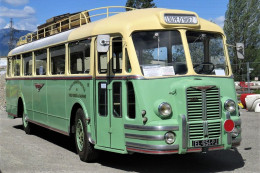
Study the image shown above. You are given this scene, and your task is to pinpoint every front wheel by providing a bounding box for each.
[75,108,99,162]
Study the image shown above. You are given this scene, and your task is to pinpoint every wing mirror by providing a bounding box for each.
[97,35,110,53]
[236,43,244,59]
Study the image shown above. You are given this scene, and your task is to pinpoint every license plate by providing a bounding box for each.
[192,139,219,147]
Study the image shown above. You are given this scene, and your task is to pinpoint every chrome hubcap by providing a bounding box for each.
[76,119,84,151]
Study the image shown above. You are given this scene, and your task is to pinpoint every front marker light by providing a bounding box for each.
[224,99,236,113]
[165,132,176,144]
[158,102,172,118]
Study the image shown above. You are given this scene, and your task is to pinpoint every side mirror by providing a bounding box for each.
[97,35,110,53]
[236,43,244,59]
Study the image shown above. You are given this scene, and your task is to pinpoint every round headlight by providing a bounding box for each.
[224,99,236,113]
[158,102,172,117]
[165,132,176,144]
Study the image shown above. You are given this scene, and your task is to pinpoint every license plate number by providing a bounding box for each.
[192,139,219,147]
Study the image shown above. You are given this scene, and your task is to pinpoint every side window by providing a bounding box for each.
[112,37,122,73]
[23,53,32,76]
[98,82,107,116]
[127,82,136,119]
[69,39,91,74]
[12,55,21,76]
[35,49,47,75]
[125,48,132,73]
[113,82,122,118]
[50,45,65,75]
[98,53,107,74]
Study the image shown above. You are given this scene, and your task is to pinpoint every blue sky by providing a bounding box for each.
[0,0,228,31]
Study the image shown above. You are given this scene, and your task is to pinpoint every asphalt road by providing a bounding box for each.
[0,109,259,173]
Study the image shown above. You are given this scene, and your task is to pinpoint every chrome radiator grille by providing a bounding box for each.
[186,86,221,121]
[186,86,222,144]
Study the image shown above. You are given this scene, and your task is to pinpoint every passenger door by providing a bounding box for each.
[95,36,125,150]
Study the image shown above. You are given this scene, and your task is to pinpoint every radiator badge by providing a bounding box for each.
[34,83,44,92]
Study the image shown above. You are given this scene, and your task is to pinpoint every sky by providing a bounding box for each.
[0,0,229,31]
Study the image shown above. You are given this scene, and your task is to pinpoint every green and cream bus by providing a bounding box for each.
[6,7,241,162]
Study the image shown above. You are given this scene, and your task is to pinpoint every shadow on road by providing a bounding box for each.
[13,124,76,153]
[13,124,244,172]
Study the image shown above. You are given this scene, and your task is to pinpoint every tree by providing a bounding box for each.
[125,0,156,11]
[224,0,260,81]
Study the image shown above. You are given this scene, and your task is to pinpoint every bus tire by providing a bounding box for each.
[22,113,32,134]
[75,108,99,162]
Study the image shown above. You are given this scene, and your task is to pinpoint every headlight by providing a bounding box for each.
[224,99,236,113]
[165,132,176,144]
[158,102,172,117]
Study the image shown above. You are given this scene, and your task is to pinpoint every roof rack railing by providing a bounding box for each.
[16,6,135,46]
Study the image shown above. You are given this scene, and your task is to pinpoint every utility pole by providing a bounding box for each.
[246,62,251,93]
[8,18,17,51]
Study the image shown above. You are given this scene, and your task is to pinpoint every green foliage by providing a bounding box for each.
[253,89,260,94]
[224,0,260,81]
[125,0,156,10]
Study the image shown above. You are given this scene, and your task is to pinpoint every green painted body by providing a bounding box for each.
[6,75,241,154]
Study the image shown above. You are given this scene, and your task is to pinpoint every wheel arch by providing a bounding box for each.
[17,94,27,118]
[69,101,90,134]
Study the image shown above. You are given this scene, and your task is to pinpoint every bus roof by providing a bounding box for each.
[9,8,223,56]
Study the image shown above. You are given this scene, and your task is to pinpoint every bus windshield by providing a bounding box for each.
[186,31,227,76]
[132,30,187,77]
[133,30,228,77]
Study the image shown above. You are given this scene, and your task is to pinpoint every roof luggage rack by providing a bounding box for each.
[16,6,134,46]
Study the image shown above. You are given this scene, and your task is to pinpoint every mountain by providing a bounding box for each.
[0,28,31,57]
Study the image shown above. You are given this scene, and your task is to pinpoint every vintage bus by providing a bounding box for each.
[6,7,241,162]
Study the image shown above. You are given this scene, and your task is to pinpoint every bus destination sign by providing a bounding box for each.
[164,14,198,24]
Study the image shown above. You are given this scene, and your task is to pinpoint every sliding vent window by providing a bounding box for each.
[69,39,91,74]
[98,82,108,116]
[35,49,47,75]
[50,45,65,75]
[113,82,122,118]
[112,37,122,73]
[98,53,107,74]
[127,82,136,119]
[12,55,21,76]
[23,53,32,76]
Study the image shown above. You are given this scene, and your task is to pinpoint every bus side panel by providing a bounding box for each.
[32,79,47,124]
[5,80,11,114]
[66,79,93,135]
[20,80,33,119]
[47,80,67,132]
[6,80,20,116]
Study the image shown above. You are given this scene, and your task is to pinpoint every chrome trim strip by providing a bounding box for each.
[181,114,187,149]
[125,133,164,141]
[126,142,179,151]
[124,124,179,131]
[126,147,178,155]
[234,119,241,126]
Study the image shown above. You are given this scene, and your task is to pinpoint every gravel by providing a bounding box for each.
[0,74,6,111]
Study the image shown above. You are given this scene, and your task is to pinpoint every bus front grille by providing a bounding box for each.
[186,86,221,121]
[186,86,221,144]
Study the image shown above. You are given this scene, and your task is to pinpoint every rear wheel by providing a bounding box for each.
[75,108,99,162]
[22,113,32,134]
